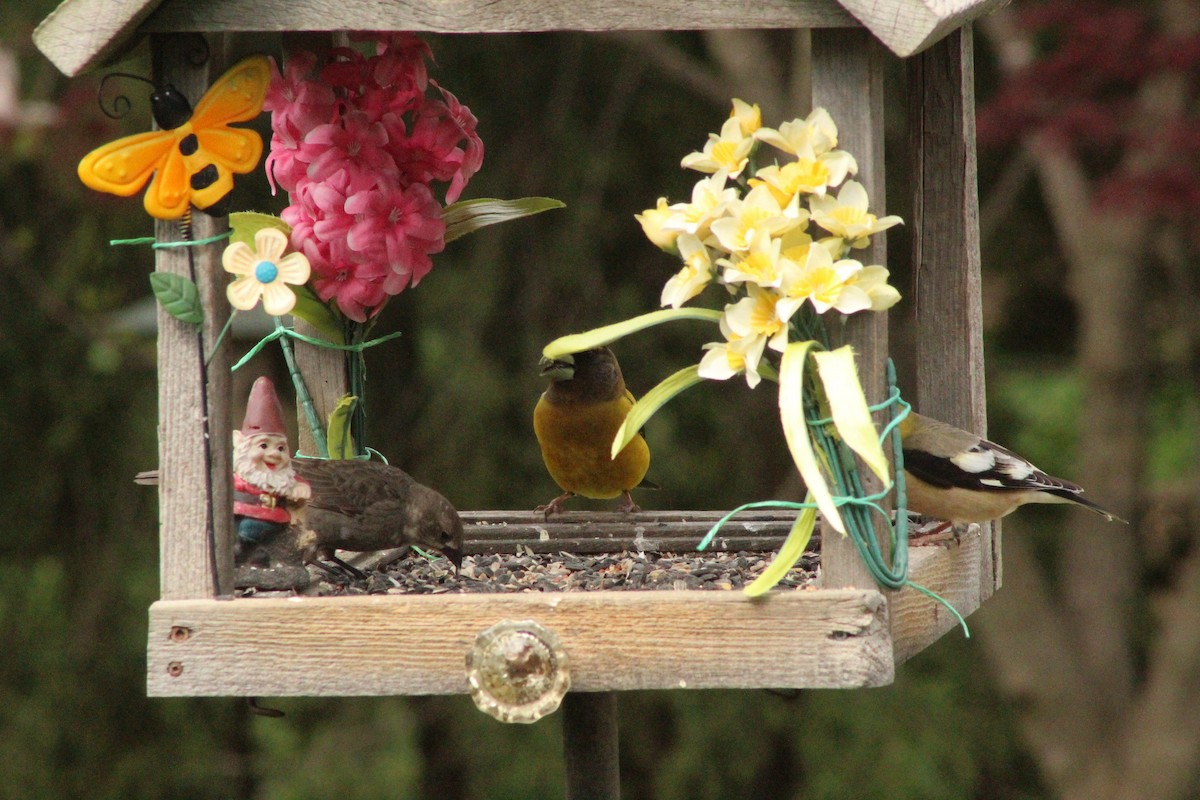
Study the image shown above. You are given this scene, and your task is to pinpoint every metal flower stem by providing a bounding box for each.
[346,319,370,459]
[276,317,329,458]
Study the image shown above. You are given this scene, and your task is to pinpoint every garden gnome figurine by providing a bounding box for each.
[233,376,311,564]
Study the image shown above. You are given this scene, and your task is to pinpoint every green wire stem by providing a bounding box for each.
[698,355,969,637]
[110,230,233,248]
[232,320,403,461]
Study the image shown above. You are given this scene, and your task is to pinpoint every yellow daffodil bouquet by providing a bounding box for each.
[543,100,905,596]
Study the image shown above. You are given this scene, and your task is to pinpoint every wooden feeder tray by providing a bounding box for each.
[147,509,990,697]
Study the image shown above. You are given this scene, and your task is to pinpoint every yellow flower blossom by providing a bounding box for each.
[709,184,804,254]
[749,149,857,201]
[636,196,680,252]
[681,117,756,178]
[808,180,903,248]
[755,107,839,157]
[729,98,762,138]
[846,264,901,311]
[698,312,766,389]
[777,242,871,318]
[725,283,790,356]
[223,227,310,316]
[717,228,787,289]
[661,234,714,308]
[663,170,739,240]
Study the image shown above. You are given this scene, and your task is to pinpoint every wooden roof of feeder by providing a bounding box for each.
[32,0,999,736]
[34,0,1009,76]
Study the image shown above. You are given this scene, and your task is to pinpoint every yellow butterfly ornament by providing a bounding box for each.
[78,55,271,220]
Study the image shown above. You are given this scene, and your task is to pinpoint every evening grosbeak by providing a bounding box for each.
[293,459,463,575]
[534,346,651,517]
[899,411,1124,529]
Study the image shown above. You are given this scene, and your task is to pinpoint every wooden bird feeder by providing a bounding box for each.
[35,0,1005,794]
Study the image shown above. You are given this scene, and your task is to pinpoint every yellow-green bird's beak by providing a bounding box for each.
[539,354,575,381]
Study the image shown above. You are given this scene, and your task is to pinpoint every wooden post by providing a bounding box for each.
[907,25,1000,597]
[811,29,893,604]
[562,692,620,800]
[153,33,234,599]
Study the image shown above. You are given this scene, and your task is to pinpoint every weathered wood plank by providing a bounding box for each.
[811,29,892,595]
[835,0,1009,57]
[455,509,810,555]
[907,25,1000,598]
[891,531,983,664]
[143,0,858,35]
[153,34,233,599]
[147,589,893,695]
[33,0,160,76]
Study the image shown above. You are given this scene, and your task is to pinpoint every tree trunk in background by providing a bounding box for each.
[979,8,1200,799]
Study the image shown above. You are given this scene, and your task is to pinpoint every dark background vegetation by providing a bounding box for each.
[2,1,1199,798]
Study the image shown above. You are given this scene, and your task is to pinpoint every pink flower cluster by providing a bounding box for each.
[264,34,483,321]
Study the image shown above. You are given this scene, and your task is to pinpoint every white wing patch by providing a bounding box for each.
[994,450,1036,480]
[951,447,997,475]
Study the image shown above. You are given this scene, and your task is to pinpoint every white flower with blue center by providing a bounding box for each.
[222,227,311,316]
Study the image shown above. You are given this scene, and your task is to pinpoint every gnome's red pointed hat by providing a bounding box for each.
[241,376,287,435]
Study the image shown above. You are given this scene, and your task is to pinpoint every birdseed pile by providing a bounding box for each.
[313,549,820,596]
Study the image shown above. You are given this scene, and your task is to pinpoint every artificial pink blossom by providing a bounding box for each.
[266,33,483,320]
[345,181,445,290]
[302,110,393,184]
[263,53,335,134]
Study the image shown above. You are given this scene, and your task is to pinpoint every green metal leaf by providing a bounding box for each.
[543,308,722,360]
[289,284,344,344]
[230,211,291,248]
[326,394,358,461]
[442,197,565,244]
[149,272,204,325]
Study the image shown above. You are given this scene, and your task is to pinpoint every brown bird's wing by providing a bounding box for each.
[293,459,416,516]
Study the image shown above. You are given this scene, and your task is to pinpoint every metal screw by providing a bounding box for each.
[167,661,184,677]
[168,626,191,642]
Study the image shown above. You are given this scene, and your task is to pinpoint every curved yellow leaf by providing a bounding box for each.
[780,341,845,533]
[543,308,722,360]
[744,499,817,597]
[326,394,358,460]
[612,365,703,459]
[814,347,891,487]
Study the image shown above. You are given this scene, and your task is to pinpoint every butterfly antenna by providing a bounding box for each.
[97,72,155,119]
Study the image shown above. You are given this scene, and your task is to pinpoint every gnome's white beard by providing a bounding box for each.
[235,444,301,494]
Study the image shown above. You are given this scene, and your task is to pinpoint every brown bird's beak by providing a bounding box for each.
[444,544,463,574]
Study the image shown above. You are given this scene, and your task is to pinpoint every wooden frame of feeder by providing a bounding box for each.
[37,0,1002,754]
